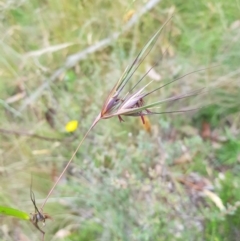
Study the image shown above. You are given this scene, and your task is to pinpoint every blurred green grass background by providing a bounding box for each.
[0,0,240,240]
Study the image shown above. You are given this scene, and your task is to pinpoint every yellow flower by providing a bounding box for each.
[65,120,78,132]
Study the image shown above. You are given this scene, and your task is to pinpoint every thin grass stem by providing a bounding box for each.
[41,114,101,209]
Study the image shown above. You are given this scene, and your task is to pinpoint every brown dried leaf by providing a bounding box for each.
[123,10,135,22]
[201,121,211,139]
[178,173,213,192]
[45,108,56,129]
[140,116,152,133]
[6,92,26,104]
[203,189,226,211]
[173,152,192,165]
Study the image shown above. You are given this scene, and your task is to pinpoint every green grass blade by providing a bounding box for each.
[102,17,173,116]
[116,17,173,94]
[0,206,30,220]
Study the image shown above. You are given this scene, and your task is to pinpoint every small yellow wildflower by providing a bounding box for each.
[65,120,78,132]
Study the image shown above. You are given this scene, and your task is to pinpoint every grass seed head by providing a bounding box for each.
[100,18,173,123]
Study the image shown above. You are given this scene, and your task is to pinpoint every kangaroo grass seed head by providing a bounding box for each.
[99,16,207,124]
[42,16,212,223]
[100,18,174,123]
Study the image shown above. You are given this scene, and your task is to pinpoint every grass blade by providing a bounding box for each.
[117,16,173,94]
[41,114,101,209]
[0,206,30,220]
[101,17,173,117]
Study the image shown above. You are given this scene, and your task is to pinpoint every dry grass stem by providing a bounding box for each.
[40,17,214,238]
[41,18,173,210]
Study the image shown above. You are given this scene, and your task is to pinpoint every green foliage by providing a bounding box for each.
[0,206,30,220]
[216,138,240,165]
[205,172,240,241]
[65,222,103,241]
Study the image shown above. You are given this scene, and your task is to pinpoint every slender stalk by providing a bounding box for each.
[41,114,101,209]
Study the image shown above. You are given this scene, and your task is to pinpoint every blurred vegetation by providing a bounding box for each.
[0,0,240,240]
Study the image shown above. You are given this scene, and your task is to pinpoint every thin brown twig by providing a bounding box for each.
[19,0,163,112]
